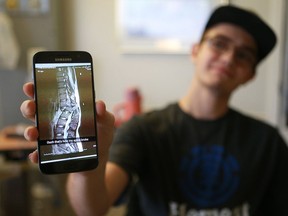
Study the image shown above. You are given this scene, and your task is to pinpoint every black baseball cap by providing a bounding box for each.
[203,5,277,63]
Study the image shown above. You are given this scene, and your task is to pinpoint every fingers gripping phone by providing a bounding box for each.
[33,51,98,174]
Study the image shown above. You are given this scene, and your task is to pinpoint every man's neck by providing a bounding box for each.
[179,82,230,120]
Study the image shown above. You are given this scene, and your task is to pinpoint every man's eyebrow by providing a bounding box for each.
[206,34,237,45]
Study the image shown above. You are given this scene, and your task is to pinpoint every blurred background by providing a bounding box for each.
[0,0,287,215]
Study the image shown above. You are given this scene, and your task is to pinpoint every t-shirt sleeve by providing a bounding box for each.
[259,132,288,215]
[109,116,145,177]
[270,133,288,213]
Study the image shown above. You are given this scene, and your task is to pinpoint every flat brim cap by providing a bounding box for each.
[204,5,277,63]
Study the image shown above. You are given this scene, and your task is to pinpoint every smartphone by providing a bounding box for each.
[32,51,98,174]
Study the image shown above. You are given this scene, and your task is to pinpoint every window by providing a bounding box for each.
[116,0,228,54]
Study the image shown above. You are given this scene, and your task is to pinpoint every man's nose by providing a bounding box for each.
[220,48,236,65]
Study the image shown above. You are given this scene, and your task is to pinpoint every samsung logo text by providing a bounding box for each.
[55,58,72,62]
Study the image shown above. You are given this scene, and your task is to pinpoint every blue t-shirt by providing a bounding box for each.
[109,103,288,216]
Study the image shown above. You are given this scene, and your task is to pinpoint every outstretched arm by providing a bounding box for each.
[66,100,129,216]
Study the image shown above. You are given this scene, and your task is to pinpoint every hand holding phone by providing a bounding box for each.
[33,51,98,174]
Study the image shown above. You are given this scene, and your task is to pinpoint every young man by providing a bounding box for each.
[21,5,288,216]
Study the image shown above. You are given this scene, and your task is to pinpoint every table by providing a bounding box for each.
[0,124,36,151]
[0,126,76,216]
[0,134,36,151]
[0,126,37,215]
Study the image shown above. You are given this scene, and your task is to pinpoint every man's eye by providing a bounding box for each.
[236,51,255,63]
[212,40,227,50]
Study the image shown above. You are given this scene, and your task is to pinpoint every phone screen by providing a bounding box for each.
[33,51,98,174]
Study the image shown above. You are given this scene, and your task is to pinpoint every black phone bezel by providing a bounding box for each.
[33,51,98,175]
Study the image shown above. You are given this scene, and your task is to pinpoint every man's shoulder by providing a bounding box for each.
[124,103,180,131]
[140,103,180,123]
[229,108,278,133]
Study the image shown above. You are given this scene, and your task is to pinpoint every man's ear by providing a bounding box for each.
[241,70,256,86]
[191,43,200,61]
[248,71,256,82]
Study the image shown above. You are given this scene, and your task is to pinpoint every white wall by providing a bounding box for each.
[63,0,193,112]
[229,0,286,126]
[62,0,285,127]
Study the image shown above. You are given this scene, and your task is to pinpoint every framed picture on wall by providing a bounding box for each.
[2,0,50,15]
[116,0,229,54]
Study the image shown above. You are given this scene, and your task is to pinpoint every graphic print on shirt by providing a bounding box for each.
[179,145,239,208]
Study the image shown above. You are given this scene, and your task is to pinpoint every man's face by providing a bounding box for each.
[191,23,258,95]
